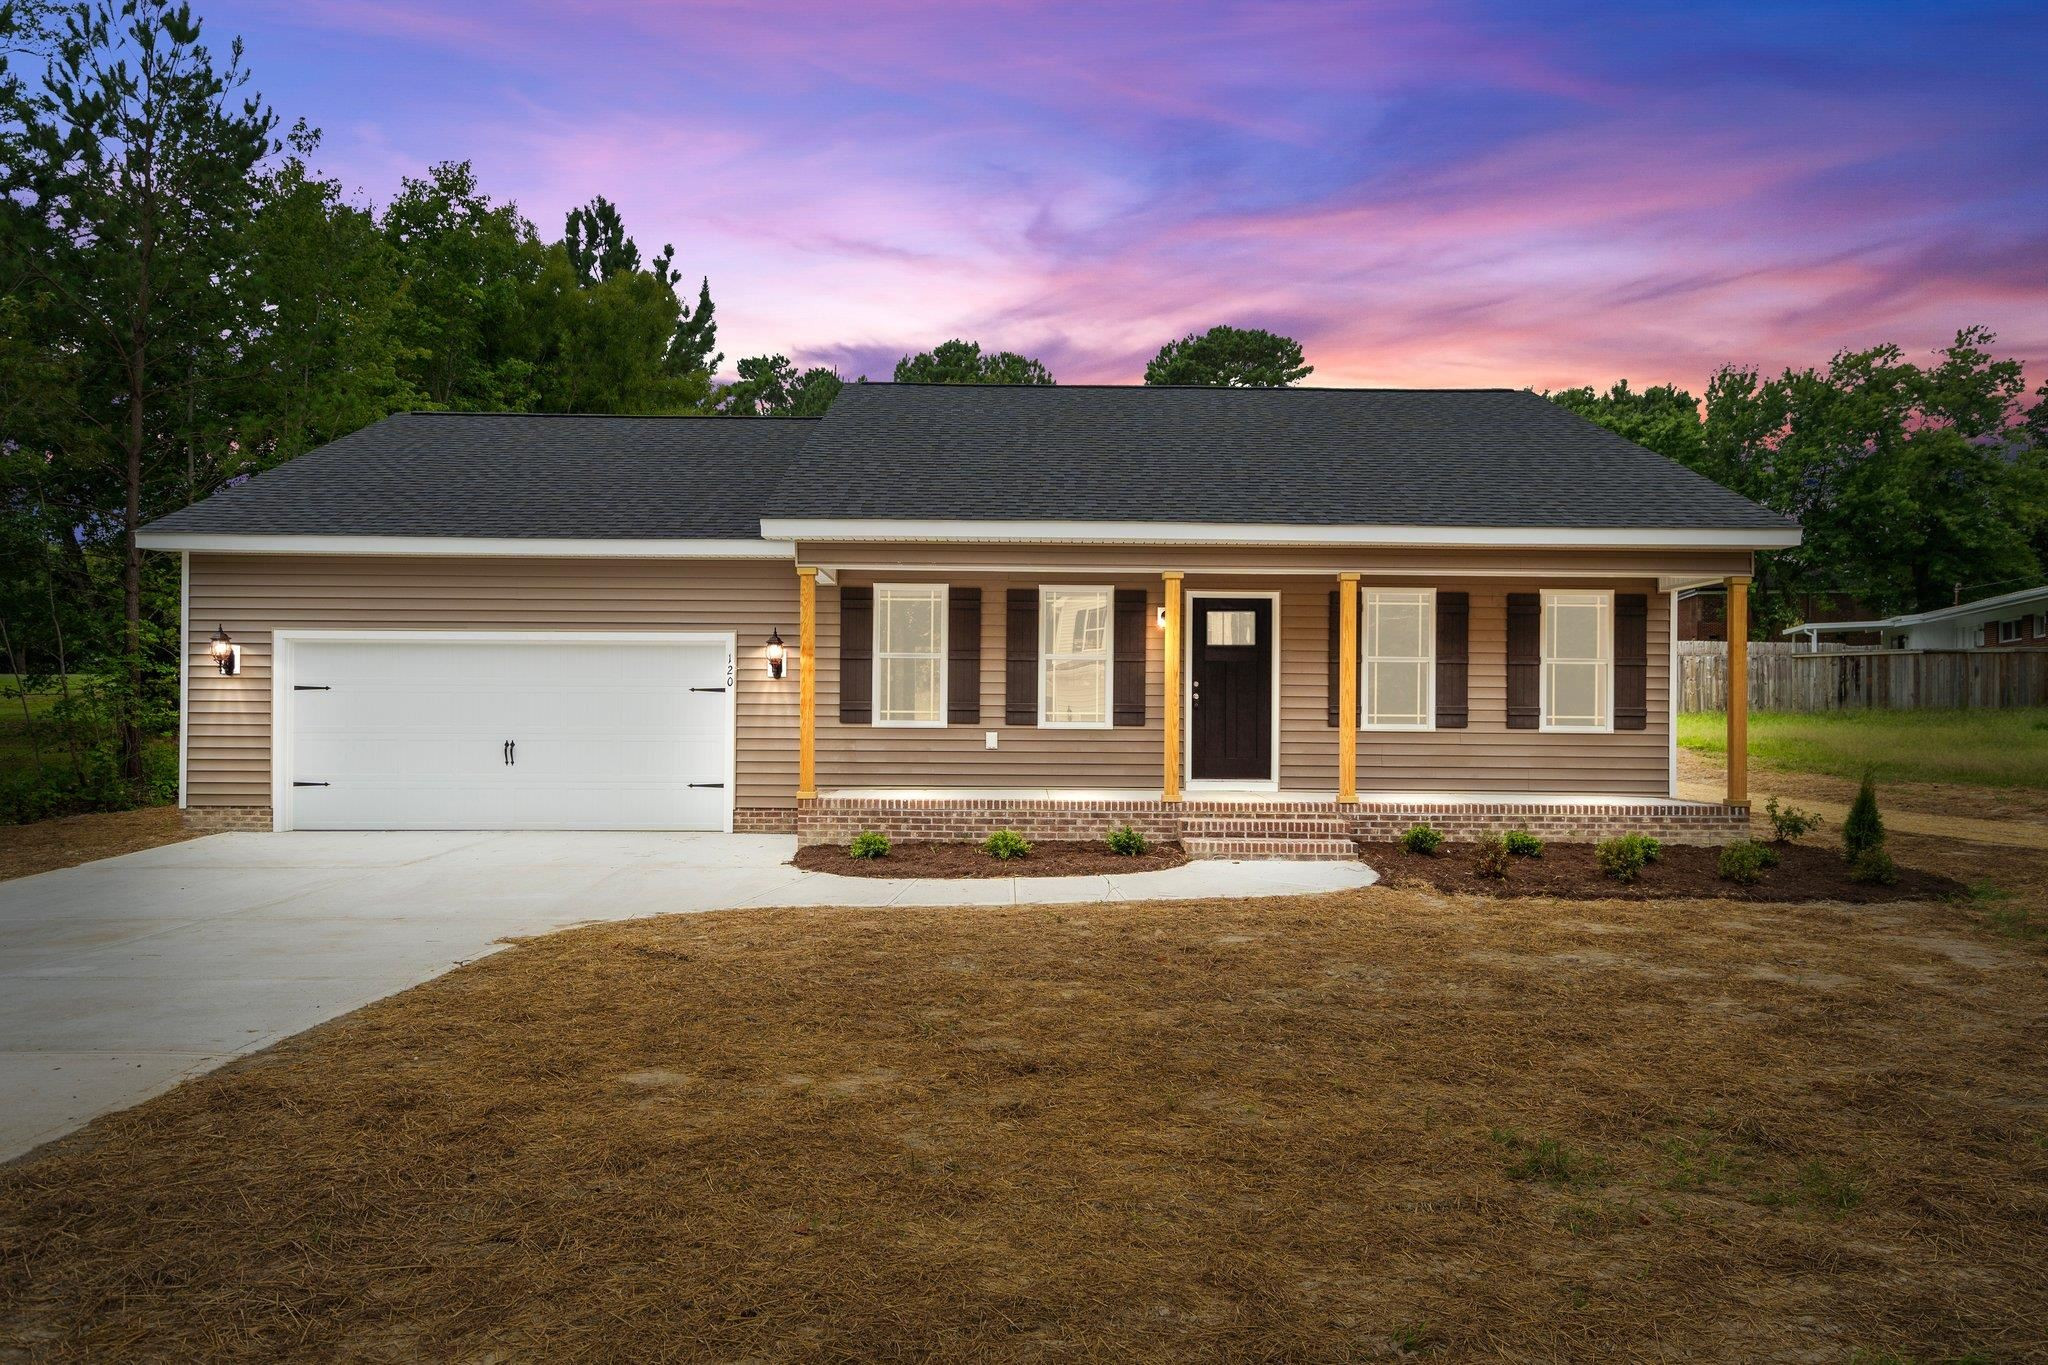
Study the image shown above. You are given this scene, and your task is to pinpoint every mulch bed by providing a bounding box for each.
[1361,838,1966,902]
[792,838,1189,878]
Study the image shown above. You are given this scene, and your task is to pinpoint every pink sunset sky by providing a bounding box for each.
[212,0,2048,391]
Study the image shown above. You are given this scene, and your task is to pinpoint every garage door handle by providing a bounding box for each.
[503,740,516,766]
[688,782,724,788]
[689,686,726,693]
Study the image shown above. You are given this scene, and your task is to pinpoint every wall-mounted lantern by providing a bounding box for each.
[1156,605,1168,630]
[209,624,240,676]
[765,626,788,680]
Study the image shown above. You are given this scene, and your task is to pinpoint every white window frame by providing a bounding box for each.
[1539,588,1614,734]
[872,583,948,728]
[1038,584,1115,730]
[1359,587,1436,731]
[1998,617,2021,644]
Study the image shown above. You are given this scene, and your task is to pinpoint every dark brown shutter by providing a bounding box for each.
[948,587,980,725]
[1326,590,1340,726]
[839,586,873,724]
[1435,591,1469,728]
[1506,592,1540,730]
[1614,592,1648,730]
[1113,588,1146,727]
[1005,588,1038,726]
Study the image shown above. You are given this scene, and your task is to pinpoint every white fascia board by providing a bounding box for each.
[763,517,1803,551]
[136,532,795,559]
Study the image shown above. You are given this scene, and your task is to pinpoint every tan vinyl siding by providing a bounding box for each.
[821,572,1673,798]
[186,554,798,810]
[818,574,1165,789]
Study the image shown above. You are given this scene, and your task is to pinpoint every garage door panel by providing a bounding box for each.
[285,638,731,831]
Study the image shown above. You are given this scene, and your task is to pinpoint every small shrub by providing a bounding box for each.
[1400,823,1445,855]
[1717,840,1772,885]
[1104,824,1149,856]
[1595,832,1662,883]
[1849,846,1898,886]
[847,830,891,859]
[982,828,1032,861]
[1502,828,1544,857]
[1473,832,1511,880]
[1762,796,1822,843]
[1843,771,1885,860]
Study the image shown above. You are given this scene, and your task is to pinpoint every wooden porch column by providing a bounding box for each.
[1162,571,1184,802]
[1338,571,1360,803]
[1725,574,1750,806]
[797,566,818,801]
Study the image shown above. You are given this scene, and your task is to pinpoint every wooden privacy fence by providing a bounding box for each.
[1680,644,2048,712]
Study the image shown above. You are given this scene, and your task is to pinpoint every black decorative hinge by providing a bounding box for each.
[689,686,727,693]
[294,685,331,691]
[293,780,330,787]
[688,782,725,789]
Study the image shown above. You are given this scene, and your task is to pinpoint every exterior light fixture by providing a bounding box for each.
[209,624,240,676]
[765,626,787,679]
[1156,605,1168,630]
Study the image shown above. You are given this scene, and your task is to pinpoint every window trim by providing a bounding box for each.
[1998,617,2022,644]
[1359,586,1436,732]
[1037,584,1115,730]
[871,582,948,728]
[1539,588,1615,734]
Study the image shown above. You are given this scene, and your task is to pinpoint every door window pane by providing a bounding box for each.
[1040,586,1113,726]
[874,584,946,725]
[1206,610,1257,646]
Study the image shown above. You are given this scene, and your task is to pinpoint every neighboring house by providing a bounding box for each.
[138,385,1798,853]
[1784,585,2048,652]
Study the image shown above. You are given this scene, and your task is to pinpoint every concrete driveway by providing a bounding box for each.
[0,831,1372,1158]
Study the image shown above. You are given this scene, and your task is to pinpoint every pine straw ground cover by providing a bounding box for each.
[3,873,2046,1361]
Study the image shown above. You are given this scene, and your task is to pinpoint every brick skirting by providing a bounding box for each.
[733,807,797,834]
[798,794,1750,848]
[181,806,272,832]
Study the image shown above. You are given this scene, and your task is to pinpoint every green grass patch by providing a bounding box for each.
[1678,707,2048,790]
[1489,1127,1608,1189]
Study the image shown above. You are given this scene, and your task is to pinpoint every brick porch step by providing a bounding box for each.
[1180,815,1352,839]
[1182,835,1359,862]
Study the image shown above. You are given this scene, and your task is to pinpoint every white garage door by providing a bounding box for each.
[281,636,733,831]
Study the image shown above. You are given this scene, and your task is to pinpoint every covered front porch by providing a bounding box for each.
[784,549,1759,853]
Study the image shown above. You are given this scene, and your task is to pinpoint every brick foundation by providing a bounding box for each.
[733,807,797,834]
[798,794,1750,849]
[181,806,273,832]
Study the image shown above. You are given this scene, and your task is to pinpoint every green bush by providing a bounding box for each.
[1762,796,1822,842]
[1400,823,1445,855]
[1502,829,1544,857]
[982,828,1032,861]
[1596,832,1663,883]
[848,830,891,860]
[1843,772,1885,860]
[1717,840,1772,884]
[1105,825,1149,856]
[1849,846,1899,885]
[1473,832,1511,880]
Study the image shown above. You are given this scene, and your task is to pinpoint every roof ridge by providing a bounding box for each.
[394,410,823,420]
[865,382,1527,393]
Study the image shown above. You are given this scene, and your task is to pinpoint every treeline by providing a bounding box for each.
[1550,328,2048,634]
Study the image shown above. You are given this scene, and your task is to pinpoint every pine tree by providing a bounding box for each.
[1843,771,1885,859]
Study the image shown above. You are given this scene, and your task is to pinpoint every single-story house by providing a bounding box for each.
[139,384,1798,854]
[1784,584,2048,652]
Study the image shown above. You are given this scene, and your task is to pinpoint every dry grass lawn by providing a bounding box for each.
[0,806,201,883]
[3,858,2045,1361]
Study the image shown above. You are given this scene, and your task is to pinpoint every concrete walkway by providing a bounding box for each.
[0,831,1374,1159]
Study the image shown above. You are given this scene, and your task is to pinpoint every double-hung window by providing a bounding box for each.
[1361,588,1434,729]
[1998,618,2022,644]
[874,584,946,726]
[1040,585,1112,727]
[1541,590,1612,731]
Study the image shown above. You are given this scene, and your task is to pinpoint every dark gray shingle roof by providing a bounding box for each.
[765,384,1793,530]
[144,412,814,539]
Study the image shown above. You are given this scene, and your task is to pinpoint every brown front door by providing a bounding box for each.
[1190,597,1273,782]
